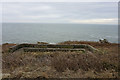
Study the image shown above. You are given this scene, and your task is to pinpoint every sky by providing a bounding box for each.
[2,2,118,24]
[1,0,119,2]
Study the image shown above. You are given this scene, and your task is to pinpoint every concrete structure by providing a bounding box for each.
[9,44,98,53]
[23,48,86,52]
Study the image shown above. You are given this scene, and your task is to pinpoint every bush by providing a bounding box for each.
[51,52,102,72]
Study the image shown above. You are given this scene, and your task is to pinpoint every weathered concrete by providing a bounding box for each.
[9,44,98,52]
[23,48,86,52]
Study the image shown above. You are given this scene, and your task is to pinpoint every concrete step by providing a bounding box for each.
[23,48,86,52]
[9,44,98,53]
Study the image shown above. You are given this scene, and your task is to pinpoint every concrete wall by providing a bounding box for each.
[23,48,86,52]
[9,44,98,52]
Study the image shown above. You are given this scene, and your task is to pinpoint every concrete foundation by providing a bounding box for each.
[9,44,98,53]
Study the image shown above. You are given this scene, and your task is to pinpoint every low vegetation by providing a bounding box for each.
[2,41,119,78]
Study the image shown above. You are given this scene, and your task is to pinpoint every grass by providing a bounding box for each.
[2,41,119,78]
[51,52,118,72]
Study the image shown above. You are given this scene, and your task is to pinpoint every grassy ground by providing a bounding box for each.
[2,41,119,78]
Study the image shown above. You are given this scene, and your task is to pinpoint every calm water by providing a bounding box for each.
[2,23,118,44]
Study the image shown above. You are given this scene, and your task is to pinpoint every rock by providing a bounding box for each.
[99,39,109,44]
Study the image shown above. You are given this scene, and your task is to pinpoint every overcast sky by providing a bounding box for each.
[2,2,118,24]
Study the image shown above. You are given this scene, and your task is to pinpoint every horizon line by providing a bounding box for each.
[1,22,118,25]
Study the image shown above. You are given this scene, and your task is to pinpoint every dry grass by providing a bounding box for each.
[2,43,16,53]
[51,51,118,73]
[2,41,119,78]
[58,41,118,48]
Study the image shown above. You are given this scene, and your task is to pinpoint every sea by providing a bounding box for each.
[2,23,118,44]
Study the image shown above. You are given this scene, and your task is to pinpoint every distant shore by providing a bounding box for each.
[1,40,119,45]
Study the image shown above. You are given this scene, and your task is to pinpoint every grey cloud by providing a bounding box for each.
[2,2,118,24]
